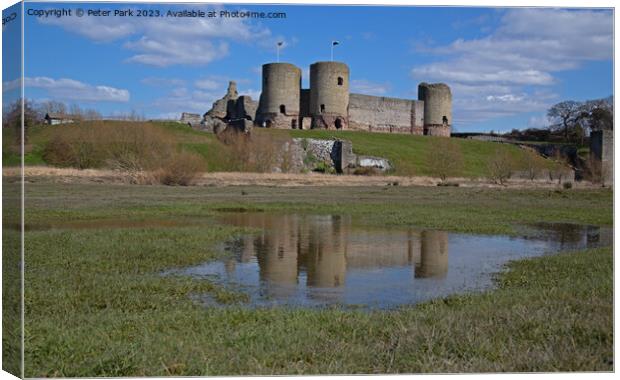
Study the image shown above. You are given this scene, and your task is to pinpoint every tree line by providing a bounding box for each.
[505,96,613,145]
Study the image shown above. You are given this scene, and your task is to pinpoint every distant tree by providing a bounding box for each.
[4,99,39,145]
[547,101,589,141]
[587,107,613,131]
[69,103,84,120]
[39,100,67,116]
[546,96,613,143]
[84,109,102,120]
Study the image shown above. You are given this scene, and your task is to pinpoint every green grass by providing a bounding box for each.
[262,129,559,177]
[4,182,612,375]
[5,121,560,179]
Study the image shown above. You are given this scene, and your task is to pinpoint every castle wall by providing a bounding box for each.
[257,63,301,129]
[348,93,424,134]
[310,61,349,129]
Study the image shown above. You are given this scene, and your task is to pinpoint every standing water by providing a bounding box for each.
[170,213,611,309]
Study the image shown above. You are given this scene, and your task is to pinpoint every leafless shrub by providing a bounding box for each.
[520,150,544,181]
[426,138,464,181]
[548,151,573,185]
[152,151,207,186]
[43,127,103,169]
[583,156,603,184]
[487,148,517,185]
[219,130,291,173]
[42,121,208,185]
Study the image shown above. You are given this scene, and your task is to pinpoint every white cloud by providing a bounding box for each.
[411,8,612,127]
[23,76,130,102]
[241,88,261,100]
[350,79,391,96]
[3,78,21,92]
[194,77,223,91]
[149,78,260,117]
[527,115,552,129]
[38,5,277,67]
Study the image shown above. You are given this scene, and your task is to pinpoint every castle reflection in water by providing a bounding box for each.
[222,213,445,292]
[176,213,610,308]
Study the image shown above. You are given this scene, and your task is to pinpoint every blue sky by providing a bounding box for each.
[5,3,614,132]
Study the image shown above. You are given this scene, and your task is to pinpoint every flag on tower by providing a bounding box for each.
[332,41,340,46]
[277,41,284,46]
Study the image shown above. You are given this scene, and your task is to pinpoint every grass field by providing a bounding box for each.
[4,121,558,178]
[1,181,612,375]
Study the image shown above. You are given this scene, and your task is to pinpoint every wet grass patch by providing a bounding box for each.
[16,182,614,375]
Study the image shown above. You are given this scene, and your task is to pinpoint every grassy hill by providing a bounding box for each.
[266,129,559,178]
[3,121,560,179]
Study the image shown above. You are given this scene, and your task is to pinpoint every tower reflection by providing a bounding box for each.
[221,213,451,293]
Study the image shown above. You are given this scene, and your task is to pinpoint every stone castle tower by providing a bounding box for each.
[252,60,452,137]
[310,61,350,130]
[418,83,452,136]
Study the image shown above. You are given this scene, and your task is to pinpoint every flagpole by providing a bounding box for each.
[277,44,280,63]
[331,43,333,61]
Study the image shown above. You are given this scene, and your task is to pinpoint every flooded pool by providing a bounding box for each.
[170,213,612,309]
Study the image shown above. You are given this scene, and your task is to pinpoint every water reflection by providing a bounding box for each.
[175,213,611,309]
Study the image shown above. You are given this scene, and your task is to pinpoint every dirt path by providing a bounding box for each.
[3,166,600,189]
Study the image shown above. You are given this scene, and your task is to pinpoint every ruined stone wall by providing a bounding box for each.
[228,95,258,121]
[348,93,424,134]
[257,63,301,129]
[310,61,349,129]
[590,130,614,186]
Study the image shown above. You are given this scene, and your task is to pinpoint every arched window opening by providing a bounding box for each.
[265,120,273,128]
[280,105,286,114]
[442,116,448,126]
[320,104,325,113]
[291,119,297,129]
[337,77,344,86]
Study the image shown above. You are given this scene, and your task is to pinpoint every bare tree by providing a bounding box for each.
[520,150,543,181]
[426,138,464,182]
[547,101,589,141]
[40,100,67,116]
[547,97,613,142]
[487,148,516,185]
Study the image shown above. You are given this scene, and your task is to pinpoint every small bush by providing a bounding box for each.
[152,151,207,186]
[312,161,336,174]
[437,182,459,187]
[563,182,573,189]
[220,130,291,173]
[353,166,379,176]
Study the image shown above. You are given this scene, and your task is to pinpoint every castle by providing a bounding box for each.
[199,61,452,137]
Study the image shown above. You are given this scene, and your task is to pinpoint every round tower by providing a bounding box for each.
[310,61,349,129]
[257,62,302,129]
[418,82,452,137]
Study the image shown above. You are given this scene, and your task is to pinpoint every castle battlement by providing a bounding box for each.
[203,61,452,137]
